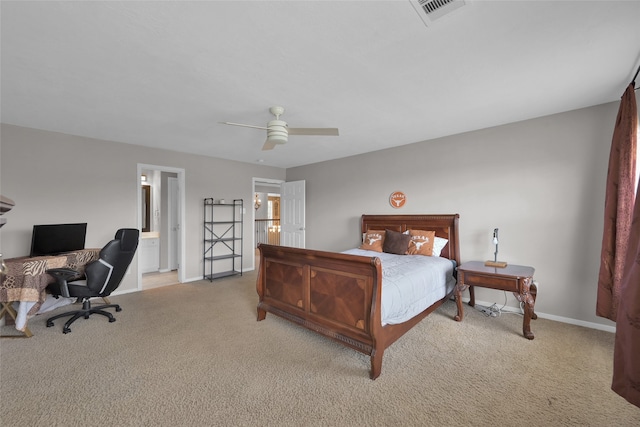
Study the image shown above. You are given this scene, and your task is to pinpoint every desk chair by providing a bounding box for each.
[46,228,139,333]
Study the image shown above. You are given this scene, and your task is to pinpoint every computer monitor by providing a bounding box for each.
[29,223,87,257]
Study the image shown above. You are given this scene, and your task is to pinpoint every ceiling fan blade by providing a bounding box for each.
[262,140,277,151]
[220,122,268,131]
[287,127,339,136]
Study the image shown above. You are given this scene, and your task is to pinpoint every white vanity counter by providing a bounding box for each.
[140,233,160,273]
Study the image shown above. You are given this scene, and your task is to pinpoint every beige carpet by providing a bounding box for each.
[1,269,639,426]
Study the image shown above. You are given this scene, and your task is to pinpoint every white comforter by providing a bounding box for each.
[342,249,456,325]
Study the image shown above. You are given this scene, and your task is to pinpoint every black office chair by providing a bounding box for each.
[46,228,140,333]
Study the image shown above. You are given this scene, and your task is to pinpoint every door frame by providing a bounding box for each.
[167,176,179,271]
[137,163,186,288]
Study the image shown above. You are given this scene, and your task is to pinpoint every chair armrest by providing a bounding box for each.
[47,267,80,279]
[46,268,80,298]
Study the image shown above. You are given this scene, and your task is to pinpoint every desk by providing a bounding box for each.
[454,261,537,340]
[0,249,100,336]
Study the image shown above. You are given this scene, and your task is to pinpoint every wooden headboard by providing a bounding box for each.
[361,214,460,265]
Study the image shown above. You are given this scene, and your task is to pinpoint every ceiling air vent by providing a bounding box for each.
[410,0,469,27]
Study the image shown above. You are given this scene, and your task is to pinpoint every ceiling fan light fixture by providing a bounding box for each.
[222,105,338,151]
[266,119,288,144]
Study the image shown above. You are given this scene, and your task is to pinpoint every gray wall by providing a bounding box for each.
[0,124,285,291]
[287,96,639,330]
[1,93,637,329]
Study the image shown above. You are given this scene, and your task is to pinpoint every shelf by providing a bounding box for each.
[204,270,242,280]
[205,254,242,261]
[205,237,241,243]
[204,221,241,225]
[203,198,243,282]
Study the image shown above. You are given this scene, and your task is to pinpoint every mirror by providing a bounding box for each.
[141,185,151,232]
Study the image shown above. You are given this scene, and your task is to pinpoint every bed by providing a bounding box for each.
[256,214,460,379]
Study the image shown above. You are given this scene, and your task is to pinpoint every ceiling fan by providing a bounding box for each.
[221,106,339,151]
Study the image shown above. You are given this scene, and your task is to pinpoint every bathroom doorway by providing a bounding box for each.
[137,164,185,290]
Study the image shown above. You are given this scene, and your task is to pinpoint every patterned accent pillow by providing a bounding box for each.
[407,230,436,256]
[360,230,385,252]
[383,229,411,255]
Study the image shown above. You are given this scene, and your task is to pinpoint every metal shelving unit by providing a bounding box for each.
[203,198,243,281]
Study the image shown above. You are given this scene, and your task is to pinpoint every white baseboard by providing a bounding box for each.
[121,273,617,334]
[464,297,616,333]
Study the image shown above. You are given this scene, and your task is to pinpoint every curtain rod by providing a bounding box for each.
[632,64,640,90]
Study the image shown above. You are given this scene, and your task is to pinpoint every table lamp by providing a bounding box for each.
[485,228,507,268]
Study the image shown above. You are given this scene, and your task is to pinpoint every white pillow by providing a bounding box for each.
[432,237,448,257]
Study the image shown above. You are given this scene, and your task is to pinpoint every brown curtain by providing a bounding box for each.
[596,83,638,320]
[605,82,640,408]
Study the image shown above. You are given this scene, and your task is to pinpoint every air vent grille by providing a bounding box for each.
[422,0,455,14]
[411,0,468,26]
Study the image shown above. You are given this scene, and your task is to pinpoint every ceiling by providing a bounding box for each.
[2,1,640,169]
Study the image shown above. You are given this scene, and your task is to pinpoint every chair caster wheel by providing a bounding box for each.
[109,318,116,323]
[46,321,54,327]
[115,307,122,312]
[63,328,71,334]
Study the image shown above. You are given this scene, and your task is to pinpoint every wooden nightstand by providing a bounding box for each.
[454,261,537,340]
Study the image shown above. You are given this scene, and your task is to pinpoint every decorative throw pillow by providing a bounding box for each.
[382,229,411,255]
[360,230,385,252]
[432,237,449,257]
[407,230,436,256]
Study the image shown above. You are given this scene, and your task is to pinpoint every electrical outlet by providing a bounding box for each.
[480,307,497,317]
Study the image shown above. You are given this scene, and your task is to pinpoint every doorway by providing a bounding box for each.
[253,178,284,269]
[137,164,186,290]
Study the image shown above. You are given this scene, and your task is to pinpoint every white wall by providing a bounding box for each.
[287,97,639,329]
[0,124,286,291]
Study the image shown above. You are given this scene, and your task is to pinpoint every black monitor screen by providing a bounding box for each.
[29,223,87,257]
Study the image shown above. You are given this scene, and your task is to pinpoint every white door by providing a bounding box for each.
[280,180,305,248]
[168,177,179,270]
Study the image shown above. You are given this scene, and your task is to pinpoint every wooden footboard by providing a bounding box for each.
[256,214,460,379]
[256,244,385,377]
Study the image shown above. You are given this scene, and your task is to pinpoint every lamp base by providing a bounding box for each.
[485,260,508,268]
